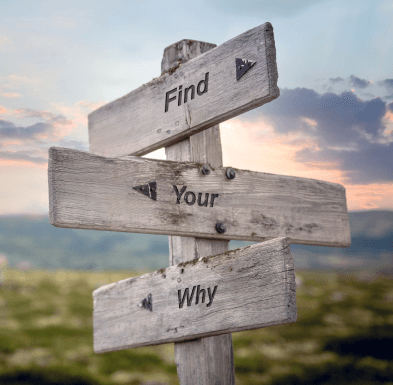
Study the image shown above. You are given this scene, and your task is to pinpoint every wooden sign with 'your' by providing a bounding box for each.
[48,146,350,247]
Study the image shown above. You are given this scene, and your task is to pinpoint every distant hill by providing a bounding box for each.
[0,215,169,270]
[289,210,393,270]
[0,211,392,271]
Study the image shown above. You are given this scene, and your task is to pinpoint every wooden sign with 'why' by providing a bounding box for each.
[88,22,279,157]
[48,147,351,247]
[93,237,296,353]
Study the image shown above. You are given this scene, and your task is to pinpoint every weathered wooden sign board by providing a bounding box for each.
[48,146,350,247]
[93,237,296,353]
[88,22,279,157]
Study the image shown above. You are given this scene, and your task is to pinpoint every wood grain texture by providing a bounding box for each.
[161,40,217,75]
[174,334,235,385]
[93,237,296,353]
[171,237,234,385]
[163,41,235,385]
[48,146,351,247]
[88,22,279,157]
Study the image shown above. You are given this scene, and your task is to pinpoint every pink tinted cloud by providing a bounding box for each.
[8,74,39,85]
[221,117,341,183]
[51,100,107,134]
[0,74,40,97]
[0,159,48,168]
[2,92,21,99]
[76,100,107,110]
[13,108,75,139]
[221,117,393,211]
[385,110,393,122]
[346,184,393,210]
[0,99,107,167]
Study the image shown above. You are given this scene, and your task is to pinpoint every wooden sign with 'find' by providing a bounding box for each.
[88,23,279,157]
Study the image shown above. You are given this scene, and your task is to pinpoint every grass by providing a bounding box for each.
[0,268,392,384]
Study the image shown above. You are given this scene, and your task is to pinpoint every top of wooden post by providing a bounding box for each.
[161,39,217,75]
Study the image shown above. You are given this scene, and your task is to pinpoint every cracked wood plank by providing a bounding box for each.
[93,237,296,353]
[88,22,279,157]
[48,146,351,247]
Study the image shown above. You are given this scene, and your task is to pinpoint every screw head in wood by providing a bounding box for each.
[201,164,211,175]
[226,168,236,179]
[215,222,226,234]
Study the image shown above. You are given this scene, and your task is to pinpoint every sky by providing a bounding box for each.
[0,0,392,215]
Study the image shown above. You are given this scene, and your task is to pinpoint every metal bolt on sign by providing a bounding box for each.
[215,222,227,234]
[226,168,236,179]
[201,164,211,175]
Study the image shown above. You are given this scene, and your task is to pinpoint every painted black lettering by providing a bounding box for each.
[178,85,183,106]
[197,72,209,96]
[210,193,219,207]
[165,88,177,113]
[184,191,196,205]
[195,285,206,305]
[184,85,195,103]
[206,286,218,307]
[197,192,209,207]
[178,286,196,309]
[173,185,187,204]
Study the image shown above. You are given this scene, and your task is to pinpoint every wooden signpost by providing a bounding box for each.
[48,22,351,384]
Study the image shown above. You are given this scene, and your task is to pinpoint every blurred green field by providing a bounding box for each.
[0,268,392,385]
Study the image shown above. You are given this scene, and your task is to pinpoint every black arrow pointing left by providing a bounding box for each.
[133,181,157,200]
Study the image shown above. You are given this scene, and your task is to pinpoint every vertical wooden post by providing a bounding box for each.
[163,40,236,385]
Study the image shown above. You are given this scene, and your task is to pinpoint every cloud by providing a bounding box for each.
[321,76,393,102]
[0,119,56,164]
[13,108,75,139]
[321,75,374,95]
[56,140,88,152]
[378,78,393,90]
[76,100,108,110]
[0,150,48,164]
[0,120,52,140]
[329,77,344,84]
[14,108,71,124]
[0,74,39,97]
[0,99,107,166]
[378,79,393,100]
[295,142,392,184]
[348,75,371,89]
[0,105,89,165]
[7,74,39,85]
[2,92,21,98]
[244,87,393,184]
[260,88,386,141]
